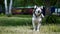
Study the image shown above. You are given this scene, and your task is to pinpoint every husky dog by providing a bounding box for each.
[32,5,44,31]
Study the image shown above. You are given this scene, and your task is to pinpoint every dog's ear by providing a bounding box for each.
[34,5,38,11]
[33,5,37,13]
[40,6,43,9]
[34,5,37,8]
[34,5,38,9]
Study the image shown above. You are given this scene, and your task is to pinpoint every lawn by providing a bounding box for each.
[0,15,60,34]
[0,25,60,34]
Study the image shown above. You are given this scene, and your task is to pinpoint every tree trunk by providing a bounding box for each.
[4,0,8,15]
[9,0,12,14]
[4,0,12,15]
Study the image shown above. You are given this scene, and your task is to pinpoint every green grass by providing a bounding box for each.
[0,15,60,26]
[0,25,60,34]
[0,17,32,26]
[0,15,60,34]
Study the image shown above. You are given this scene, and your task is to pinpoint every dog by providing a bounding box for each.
[32,5,44,31]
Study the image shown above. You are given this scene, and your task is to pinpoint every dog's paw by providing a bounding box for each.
[37,30,39,31]
[33,29,35,31]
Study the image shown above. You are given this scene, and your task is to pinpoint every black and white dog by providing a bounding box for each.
[32,5,44,31]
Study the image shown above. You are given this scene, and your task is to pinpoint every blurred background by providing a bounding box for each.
[0,0,60,34]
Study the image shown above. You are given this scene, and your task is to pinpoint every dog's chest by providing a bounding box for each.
[33,18,42,25]
[32,17,42,23]
[35,18,41,21]
[32,14,42,23]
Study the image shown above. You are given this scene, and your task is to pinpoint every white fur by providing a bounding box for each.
[32,5,44,31]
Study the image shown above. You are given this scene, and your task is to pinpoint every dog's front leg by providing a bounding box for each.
[32,18,35,31]
[41,14,44,18]
[37,21,41,31]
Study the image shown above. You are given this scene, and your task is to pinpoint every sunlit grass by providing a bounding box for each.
[0,24,60,34]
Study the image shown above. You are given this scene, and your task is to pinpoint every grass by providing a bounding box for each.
[0,15,60,34]
[0,17,32,26]
[0,25,60,34]
[0,15,60,26]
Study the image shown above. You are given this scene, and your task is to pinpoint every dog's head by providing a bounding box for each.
[33,5,43,17]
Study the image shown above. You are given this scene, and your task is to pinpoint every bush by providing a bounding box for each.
[12,15,32,18]
[7,14,12,17]
[42,15,60,24]
[46,15,57,24]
